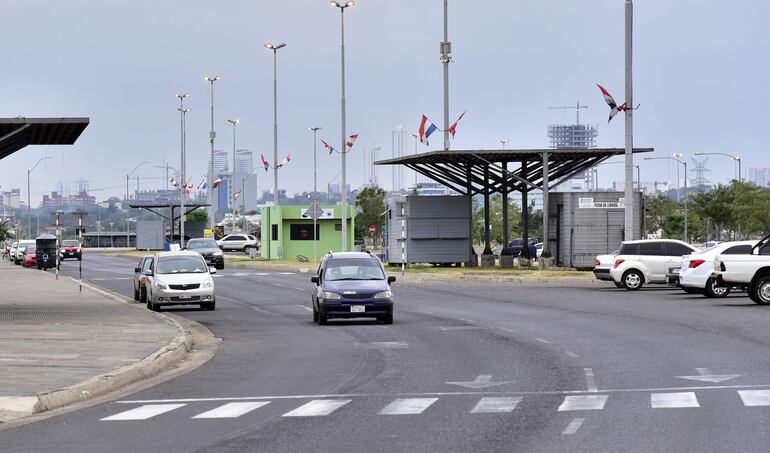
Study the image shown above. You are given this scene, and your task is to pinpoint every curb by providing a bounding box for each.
[0,276,198,423]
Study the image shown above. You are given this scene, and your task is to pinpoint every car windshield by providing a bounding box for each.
[325,258,385,281]
[509,239,524,246]
[26,246,36,253]
[61,240,79,247]
[156,256,209,274]
[187,240,218,250]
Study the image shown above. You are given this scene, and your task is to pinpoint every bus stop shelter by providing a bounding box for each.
[0,117,89,160]
[129,203,211,244]
[376,147,653,265]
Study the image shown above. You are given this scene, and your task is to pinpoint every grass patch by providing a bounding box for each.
[393,264,589,277]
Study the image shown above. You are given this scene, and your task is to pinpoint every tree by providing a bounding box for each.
[187,209,207,222]
[354,186,386,243]
[0,222,10,242]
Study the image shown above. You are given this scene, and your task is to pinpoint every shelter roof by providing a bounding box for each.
[0,117,90,160]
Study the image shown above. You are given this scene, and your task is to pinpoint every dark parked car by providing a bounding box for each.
[311,251,396,325]
[501,238,538,258]
[186,238,225,269]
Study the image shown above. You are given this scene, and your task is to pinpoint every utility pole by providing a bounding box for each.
[204,75,221,233]
[176,93,190,249]
[73,210,88,292]
[441,0,451,151]
[624,0,635,241]
[309,126,322,264]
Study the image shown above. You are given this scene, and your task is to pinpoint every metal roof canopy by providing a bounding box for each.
[130,203,211,243]
[0,117,90,160]
[375,148,654,196]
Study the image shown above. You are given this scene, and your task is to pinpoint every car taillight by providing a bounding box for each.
[689,259,705,268]
[595,259,601,266]
[614,259,625,269]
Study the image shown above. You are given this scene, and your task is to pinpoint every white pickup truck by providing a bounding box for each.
[713,232,770,305]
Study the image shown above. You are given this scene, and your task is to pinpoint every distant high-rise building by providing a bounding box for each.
[211,150,229,174]
[235,149,254,175]
[548,123,598,190]
[2,189,21,209]
[748,167,769,187]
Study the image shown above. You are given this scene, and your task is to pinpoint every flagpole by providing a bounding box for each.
[624,0,634,241]
[442,0,450,151]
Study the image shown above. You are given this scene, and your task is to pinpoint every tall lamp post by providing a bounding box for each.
[330,0,354,252]
[27,156,52,238]
[126,160,150,247]
[624,0,635,241]
[228,118,240,234]
[204,75,221,233]
[176,93,190,248]
[694,152,742,182]
[645,156,688,242]
[499,139,509,150]
[240,167,258,232]
[309,127,322,264]
[265,42,286,205]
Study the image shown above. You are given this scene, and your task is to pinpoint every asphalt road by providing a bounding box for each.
[4,253,770,452]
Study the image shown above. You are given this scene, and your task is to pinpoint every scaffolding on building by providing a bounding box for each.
[547,123,598,190]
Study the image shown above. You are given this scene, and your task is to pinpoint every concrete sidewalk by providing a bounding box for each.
[0,262,191,423]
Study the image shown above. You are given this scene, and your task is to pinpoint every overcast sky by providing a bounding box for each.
[2,0,768,202]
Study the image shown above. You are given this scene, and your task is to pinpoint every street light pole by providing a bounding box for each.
[442,0,451,151]
[309,126,322,264]
[499,139,509,150]
[624,0,635,241]
[126,160,150,248]
[331,1,354,252]
[176,93,190,249]
[694,152,742,183]
[27,156,51,238]
[645,156,688,242]
[265,42,286,205]
[204,75,221,233]
[228,118,240,235]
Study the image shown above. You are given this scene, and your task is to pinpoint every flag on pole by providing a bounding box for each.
[170,176,178,187]
[260,154,270,171]
[197,178,208,190]
[212,178,223,189]
[322,139,336,155]
[448,111,466,139]
[184,183,194,194]
[597,84,626,124]
[233,190,242,199]
[346,133,359,150]
[418,115,438,145]
[276,154,291,168]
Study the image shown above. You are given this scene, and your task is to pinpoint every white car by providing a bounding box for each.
[144,251,217,311]
[679,241,756,298]
[610,239,698,290]
[14,240,35,265]
[9,241,18,261]
[217,234,259,253]
[713,233,770,305]
[594,250,620,286]
[534,243,544,259]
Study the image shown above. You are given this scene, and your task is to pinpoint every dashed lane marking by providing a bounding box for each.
[192,402,270,419]
[282,399,351,417]
[101,404,186,421]
[379,398,438,415]
[651,392,699,408]
[738,390,770,406]
[535,338,552,344]
[562,418,585,435]
[584,368,598,392]
[557,395,607,411]
[565,351,579,358]
[470,397,521,413]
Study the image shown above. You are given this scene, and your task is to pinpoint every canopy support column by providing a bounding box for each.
[542,152,551,259]
[520,160,531,261]
[466,164,477,267]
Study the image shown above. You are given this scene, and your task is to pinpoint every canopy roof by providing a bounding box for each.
[375,148,654,195]
[0,117,90,160]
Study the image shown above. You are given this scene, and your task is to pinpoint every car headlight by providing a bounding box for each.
[201,279,214,288]
[322,291,341,300]
[155,280,168,290]
[213,251,223,256]
[373,290,392,299]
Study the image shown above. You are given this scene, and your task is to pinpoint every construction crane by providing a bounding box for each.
[547,101,589,125]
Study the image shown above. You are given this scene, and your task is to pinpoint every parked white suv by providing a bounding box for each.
[610,239,698,290]
[217,234,259,253]
[713,233,770,305]
[679,241,756,298]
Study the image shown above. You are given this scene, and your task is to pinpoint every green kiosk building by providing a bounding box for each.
[260,205,356,260]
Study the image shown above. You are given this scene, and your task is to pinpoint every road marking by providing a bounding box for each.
[446,375,512,389]
[364,341,409,349]
[565,351,579,358]
[558,395,607,411]
[282,399,351,417]
[438,326,483,331]
[562,418,585,435]
[192,402,270,419]
[651,392,699,408]
[458,317,476,324]
[90,277,131,281]
[101,404,186,421]
[295,304,312,312]
[675,368,742,383]
[535,338,552,344]
[294,287,305,291]
[379,398,438,415]
[497,327,515,334]
[584,368,598,392]
[279,272,296,275]
[738,390,770,406]
[470,397,521,413]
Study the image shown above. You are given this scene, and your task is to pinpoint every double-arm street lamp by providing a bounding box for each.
[645,155,688,242]
[330,0,354,252]
[28,156,52,237]
[694,152,742,182]
[176,93,191,248]
[126,160,150,246]
[265,42,286,205]
[227,118,241,234]
[309,126,322,263]
[204,75,221,232]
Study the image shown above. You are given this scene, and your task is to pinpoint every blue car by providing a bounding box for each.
[311,251,396,325]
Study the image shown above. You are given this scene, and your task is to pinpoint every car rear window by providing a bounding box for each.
[618,243,639,255]
[664,243,694,256]
[639,242,665,256]
[723,245,752,255]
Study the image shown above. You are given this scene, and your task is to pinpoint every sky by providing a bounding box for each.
[2,0,769,203]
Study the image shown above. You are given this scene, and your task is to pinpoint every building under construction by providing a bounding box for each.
[548,123,598,190]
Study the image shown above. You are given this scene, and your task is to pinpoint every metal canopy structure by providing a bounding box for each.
[129,203,210,243]
[0,118,90,160]
[375,147,653,265]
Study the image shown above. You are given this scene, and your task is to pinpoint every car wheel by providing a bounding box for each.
[382,311,393,325]
[133,286,140,301]
[216,263,224,270]
[313,305,319,323]
[140,287,147,303]
[613,281,624,288]
[704,277,730,298]
[201,301,216,311]
[751,276,770,305]
[622,270,644,290]
[318,307,328,325]
[147,297,158,311]
[244,246,255,255]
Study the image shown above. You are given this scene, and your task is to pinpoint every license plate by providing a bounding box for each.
[350,305,365,313]
[43,255,49,260]
[178,294,192,300]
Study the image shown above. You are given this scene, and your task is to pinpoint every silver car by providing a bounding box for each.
[144,251,217,311]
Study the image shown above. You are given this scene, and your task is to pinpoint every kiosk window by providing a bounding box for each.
[290,224,320,240]
[271,224,278,241]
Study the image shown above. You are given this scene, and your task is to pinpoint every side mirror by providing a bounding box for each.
[209,267,217,274]
[388,276,396,284]
[134,267,141,273]
[143,269,153,276]
[311,276,320,284]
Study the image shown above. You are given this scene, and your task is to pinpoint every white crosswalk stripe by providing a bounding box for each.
[379,398,438,415]
[651,392,699,408]
[738,390,770,406]
[282,399,351,417]
[101,404,186,421]
[192,402,270,419]
[470,397,521,413]
[558,395,608,411]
